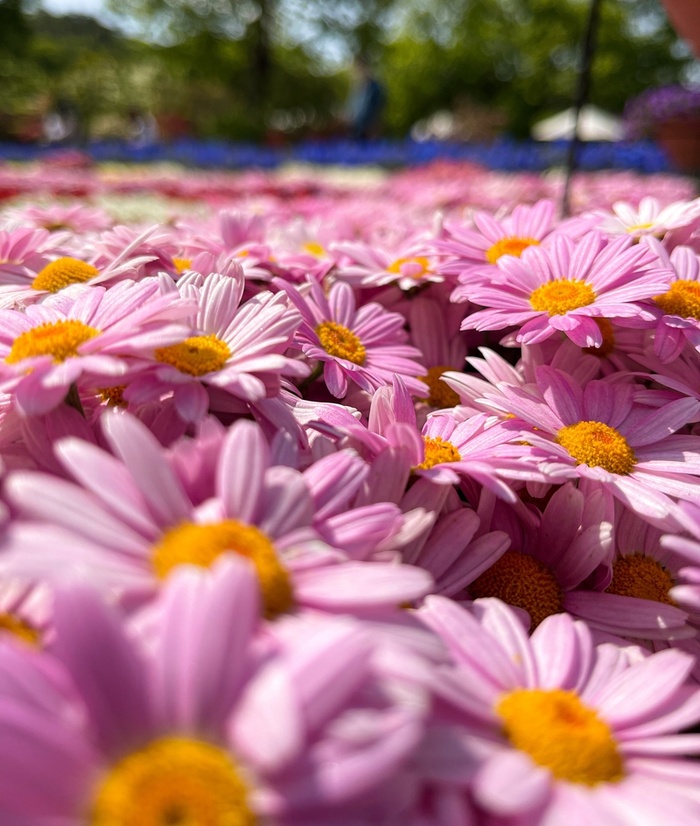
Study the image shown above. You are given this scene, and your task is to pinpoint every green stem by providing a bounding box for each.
[298,361,324,391]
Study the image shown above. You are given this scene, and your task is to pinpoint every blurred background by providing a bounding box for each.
[0,0,698,169]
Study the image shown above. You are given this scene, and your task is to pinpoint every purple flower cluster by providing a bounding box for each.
[624,84,700,139]
[0,172,699,824]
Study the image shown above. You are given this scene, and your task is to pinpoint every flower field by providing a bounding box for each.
[1,158,700,824]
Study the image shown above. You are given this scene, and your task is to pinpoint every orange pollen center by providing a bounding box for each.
[31,257,99,292]
[315,321,366,365]
[485,237,540,265]
[90,736,256,826]
[97,385,127,407]
[155,335,231,377]
[387,256,431,278]
[606,553,676,605]
[419,365,460,408]
[0,613,41,646]
[582,318,616,357]
[469,550,563,631]
[416,435,461,470]
[152,520,294,619]
[496,688,624,785]
[556,420,636,475]
[529,279,597,316]
[172,257,193,274]
[5,320,100,364]
[654,280,700,320]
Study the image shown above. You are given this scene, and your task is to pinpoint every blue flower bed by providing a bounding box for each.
[0,137,673,172]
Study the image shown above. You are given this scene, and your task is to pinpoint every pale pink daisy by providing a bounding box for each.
[566,504,700,645]
[8,201,112,233]
[418,596,700,825]
[2,413,433,616]
[125,269,308,422]
[0,564,432,824]
[460,232,670,347]
[0,280,195,415]
[278,277,428,398]
[643,239,700,361]
[595,195,700,239]
[488,366,700,529]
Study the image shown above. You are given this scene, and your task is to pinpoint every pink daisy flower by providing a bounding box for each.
[0,227,59,284]
[643,240,700,362]
[278,277,428,398]
[418,596,700,824]
[126,269,308,422]
[566,504,700,645]
[7,201,112,233]
[437,199,560,276]
[460,232,670,347]
[0,280,195,415]
[2,413,433,616]
[489,366,700,529]
[594,195,700,239]
[0,564,431,824]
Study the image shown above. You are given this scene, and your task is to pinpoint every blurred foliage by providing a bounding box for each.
[0,0,695,142]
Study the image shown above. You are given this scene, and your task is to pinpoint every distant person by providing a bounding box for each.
[42,99,78,146]
[346,57,386,141]
[127,108,159,147]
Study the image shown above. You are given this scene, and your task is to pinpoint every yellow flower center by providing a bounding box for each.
[172,257,193,274]
[90,736,256,826]
[387,256,431,278]
[315,321,366,365]
[152,520,294,619]
[626,222,654,233]
[0,613,40,647]
[606,553,676,605]
[529,279,597,316]
[302,242,326,258]
[155,335,231,377]
[496,689,624,785]
[31,257,99,292]
[416,435,461,470]
[485,237,540,265]
[5,320,100,364]
[556,421,636,475]
[654,280,700,320]
[469,550,563,631]
[419,365,460,408]
[582,318,616,356]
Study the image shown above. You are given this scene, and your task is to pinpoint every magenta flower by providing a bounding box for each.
[460,232,670,347]
[278,277,428,398]
[491,366,700,529]
[418,596,700,824]
[0,563,431,823]
[0,280,195,415]
[126,269,308,422]
[2,413,432,616]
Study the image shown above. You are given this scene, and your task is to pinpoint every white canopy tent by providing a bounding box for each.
[532,106,624,141]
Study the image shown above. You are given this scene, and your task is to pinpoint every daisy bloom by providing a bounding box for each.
[460,232,670,347]
[566,504,700,644]
[594,195,700,239]
[2,413,433,617]
[126,269,308,422]
[278,277,428,398]
[0,563,431,824]
[644,240,700,361]
[437,199,560,277]
[0,280,195,416]
[418,596,700,825]
[489,366,700,529]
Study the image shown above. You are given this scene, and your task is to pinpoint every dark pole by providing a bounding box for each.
[561,0,604,217]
